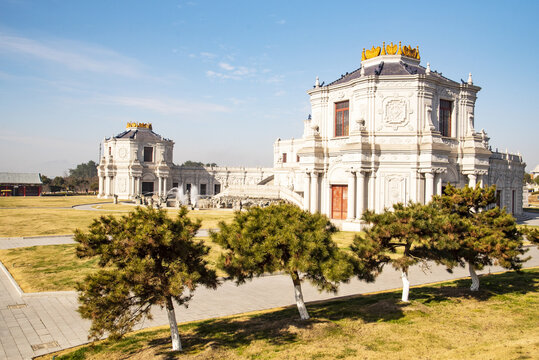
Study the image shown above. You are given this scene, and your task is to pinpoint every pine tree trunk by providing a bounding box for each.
[401,270,410,302]
[468,262,480,291]
[292,273,310,320]
[166,296,182,351]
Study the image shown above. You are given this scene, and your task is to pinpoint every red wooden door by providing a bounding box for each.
[331,185,348,219]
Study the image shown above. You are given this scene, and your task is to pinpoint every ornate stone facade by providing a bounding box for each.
[99,43,525,229]
[273,43,525,230]
[97,123,273,201]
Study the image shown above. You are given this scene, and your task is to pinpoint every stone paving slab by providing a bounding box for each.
[0,236,538,359]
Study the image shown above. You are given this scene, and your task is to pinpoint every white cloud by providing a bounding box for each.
[266,74,285,83]
[276,19,286,25]
[200,51,217,59]
[206,70,235,80]
[0,33,145,78]
[219,62,235,71]
[274,90,286,96]
[98,95,230,115]
[207,62,256,81]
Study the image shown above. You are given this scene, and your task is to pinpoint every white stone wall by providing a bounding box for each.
[274,53,525,229]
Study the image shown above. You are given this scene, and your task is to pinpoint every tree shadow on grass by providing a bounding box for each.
[167,294,409,356]
[65,269,538,359]
[411,269,539,305]
[170,269,539,356]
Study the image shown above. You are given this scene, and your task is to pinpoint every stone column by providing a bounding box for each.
[98,176,104,196]
[163,177,168,196]
[303,172,311,211]
[478,174,484,188]
[310,171,319,213]
[468,174,477,187]
[347,171,356,220]
[135,177,140,196]
[131,176,136,198]
[356,171,365,220]
[425,172,434,202]
[435,173,443,196]
[368,172,376,211]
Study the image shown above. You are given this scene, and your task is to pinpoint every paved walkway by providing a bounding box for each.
[0,211,538,359]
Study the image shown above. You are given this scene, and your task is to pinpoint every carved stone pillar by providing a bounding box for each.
[158,176,163,197]
[435,173,443,196]
[368,172,376,211]
[98,176,104,196]
[131,176,136,198]
[425,172,434,202]
[163,177,168,196]
[303,172,311,211]
[356,171,365,220]
[310,171,319,213]
[468,174,477,187]
[347,171,356,220]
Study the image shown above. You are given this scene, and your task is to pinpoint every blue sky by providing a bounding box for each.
[1,0,538,176]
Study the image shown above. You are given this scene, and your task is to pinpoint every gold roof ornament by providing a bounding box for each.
[365,45,381,59]
[361,42,421,62]
[401,44,420,59]
[126,122,153,130]
[386,42,398,55]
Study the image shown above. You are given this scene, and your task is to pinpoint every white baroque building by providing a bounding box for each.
[273,42,525,230]
[98,43,525,229]
[97,122,273,201]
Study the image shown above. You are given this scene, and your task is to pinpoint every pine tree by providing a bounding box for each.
[75,206,218,351]
[210,203,353,320]
[521,226,539,245]
[430,184,528,291]
[352,202,440,302]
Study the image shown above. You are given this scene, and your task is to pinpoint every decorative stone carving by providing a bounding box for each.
[118,147,128,159]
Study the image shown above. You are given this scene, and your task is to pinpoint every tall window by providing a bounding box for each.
[200,184,207,195]
[144,147,153,162]
[282,153,287,163]
[439,100,452,137]
[335,101,349,137]
[214,184,221,194]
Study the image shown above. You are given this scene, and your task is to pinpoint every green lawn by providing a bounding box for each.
[38,268,539,360]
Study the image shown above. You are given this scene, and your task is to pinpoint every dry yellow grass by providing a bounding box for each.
[0,208,124,237]
[0,206,236,237]
[0,195,110,208]
[0,244,102,292]
[0,237,225,292]
[39,269,539,360]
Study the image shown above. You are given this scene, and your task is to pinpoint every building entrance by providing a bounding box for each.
[331,185,348,219]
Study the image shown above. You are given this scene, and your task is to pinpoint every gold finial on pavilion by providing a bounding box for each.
[126,122,152,130]
[362,42,420,60]
[365,45,381,59]
[386,42,398,55]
